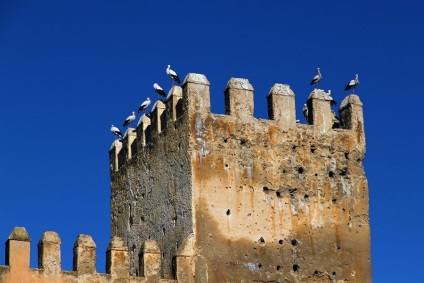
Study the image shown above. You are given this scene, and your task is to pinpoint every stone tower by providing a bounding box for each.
[109,73,371,282]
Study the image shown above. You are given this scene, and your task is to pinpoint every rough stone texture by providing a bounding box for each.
[0,229,178,283]
[110,84,193,278]
[73,234,96,275]
[267,83,296,130]
[38,231,61,275]
[109,73,371,282]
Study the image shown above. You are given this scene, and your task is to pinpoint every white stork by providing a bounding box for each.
[166,65,181,86]
[123,111,136,127]
[328,90,337,106]
[344,74,359,92]
[153,83,167,100]
[138,97,151,113]
[310,68,322,87]
[110,125,122,139]
[302,104,308,122]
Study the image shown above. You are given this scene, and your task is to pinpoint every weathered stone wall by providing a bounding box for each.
[190,111,370,282]
[110,86,195,278]
[110,73,371,282]
[0,227,178,283]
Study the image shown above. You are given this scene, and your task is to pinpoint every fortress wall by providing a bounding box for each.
[0,227,181,283]
[109,73,370,282]
[188,77,370,282]
[110,85,195,278]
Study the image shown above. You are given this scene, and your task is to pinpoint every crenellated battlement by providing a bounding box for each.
[0,227,194,283]
[109,73,365,173]
[109,72,370,282]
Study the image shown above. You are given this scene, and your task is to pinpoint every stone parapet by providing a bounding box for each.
[109,73,365,173]
[0,228,182,283]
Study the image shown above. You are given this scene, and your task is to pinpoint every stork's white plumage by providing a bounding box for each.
[111,125,122,138]
[138,97,151,113]
[328,90,337,106]
[310,68,322,87]
[344,74,359,92]
[153,83,167,100]
[302,104,308,122]
[123,111,136,127]
[166,65,181,85]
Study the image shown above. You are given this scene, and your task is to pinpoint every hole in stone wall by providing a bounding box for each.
[276,265,282,271]
[345,152,349,159]
[314,270,319,274]
[298,167,304,174]
[310,146,316,153]
[276,191,282,197]
[292,145,297,150]
[293,264,299,272]
[304,194,309,199]
[332,271,336,276]
[141,216,145,222]
[162,227,165,235]
[162,252,165,258]
[263,186,269,192]
[283,170,286,173]
[314,173,318,176]
[226,209,231,215]
[291,239,298,246]
[171,256,177,279]
[258,237,265,243]
[223,138,228,143]
[339,168,348,176]
[289,188,297,197]
[225,163,229,168]
[258,263,262,268]
[332,198,337,204]
[278,239,283,245]
[329,171,335,178]
[240,138,248,145]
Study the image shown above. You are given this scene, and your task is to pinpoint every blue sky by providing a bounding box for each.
[0,1,423,282]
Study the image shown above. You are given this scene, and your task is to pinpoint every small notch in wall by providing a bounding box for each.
[223,138,228,143]
[276,265,282,271]
[278,239,283,245]
[310,145,316,153]
[339,168,348,176]
[226,209,231,215]
[291,239,298,246]
[298,167,304,174]
[258,237,265,244]
[345,152,350,160]
[329,171,335,178]
[293,264,299,272]
[276,191,282,197]
[263,186,269,192]
[240,138,248,145]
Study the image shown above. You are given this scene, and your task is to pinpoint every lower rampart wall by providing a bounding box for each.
[0,227,184,283]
